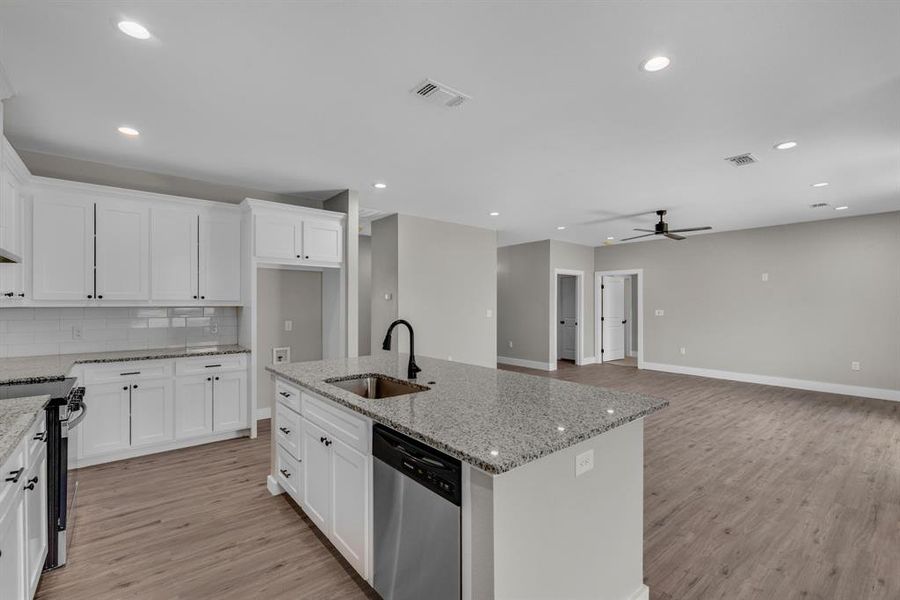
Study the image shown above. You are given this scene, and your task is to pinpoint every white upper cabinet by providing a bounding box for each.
[254,215,297,261]
[247,200,344,267]
[199,213,241,302]
[32,194,94,301]
[0,168,22,257]
[151,208,198,301]
[302,219,342,263]
[95,200,150,301]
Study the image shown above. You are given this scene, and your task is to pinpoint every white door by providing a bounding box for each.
[80,383,131,458]
[301,219,342,263]
[557,275,577,361]
[95,200,150,300]
[151,208,198,301]
[23,448,48,594]
[0,494,25,600]
[301,417,332,531]
[254,215,297,260]
[330,438,368,577]
[601,276,626,361]
[212,371,247,432]
[32,195,94,300]
[130,379,175,447]
[175,375,213,439]
[199,214,241,302]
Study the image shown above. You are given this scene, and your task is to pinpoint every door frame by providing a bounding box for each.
[550,268,585,368]
[595,269,644,368]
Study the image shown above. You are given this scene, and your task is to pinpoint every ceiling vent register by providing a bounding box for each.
[724,153,758,167]
[410,79,471,108]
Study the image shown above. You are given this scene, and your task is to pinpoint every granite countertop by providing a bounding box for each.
[0,395,49,465]
[267,352,668,475]
[0,345,250,385]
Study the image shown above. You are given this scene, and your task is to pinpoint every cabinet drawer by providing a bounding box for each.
[26,414,47,466]
[275,380,301,414]
[0,436,26,516]
[274,403,301,459]
[175,354,247,376]
[275,444,302,502]
[302,392,369,454]
[83,360,173,384]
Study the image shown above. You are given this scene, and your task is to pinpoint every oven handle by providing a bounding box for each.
[66,401,88,430]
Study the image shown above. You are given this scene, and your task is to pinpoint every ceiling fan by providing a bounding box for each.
[621,210,712,241]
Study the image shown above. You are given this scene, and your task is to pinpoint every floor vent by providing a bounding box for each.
[410,79,470,108]
[724,153,758,167]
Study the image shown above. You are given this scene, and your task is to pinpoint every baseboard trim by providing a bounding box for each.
[627,350,637,358]
[643,362,900,402]
[578,356,597,366]
[497,356,554,371]
[627,584,650,600]
[266,474,284,496]
[255,407,272,420]
[70,429,250,468]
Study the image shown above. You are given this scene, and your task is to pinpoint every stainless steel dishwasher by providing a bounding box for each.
[373,423,462,600]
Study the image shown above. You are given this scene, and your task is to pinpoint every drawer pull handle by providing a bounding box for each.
[5,468,24,483]
[279,391,291,397]
[205,364,222,368]
[279,427,291,435]
[120,371,141,376]
[280,468,291,479]
[24,476,38,490]
[33,431,47,442]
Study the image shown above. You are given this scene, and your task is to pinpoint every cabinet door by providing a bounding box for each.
[199,213,241,302]
[175,375,213,439]
[80,383,131,458]
[130,379,175,447]
[96,200,150,300]
[212,371,247,432]
[301,417,332,531]
[0,493,25,600]
[330,438,368,577]
[0,168,21,256]
[23,447,48,596]
[151,208,198,301]
[32,195,94,300]
[0,262,24,301]
[254,215,297,260]
[301,219,342,263]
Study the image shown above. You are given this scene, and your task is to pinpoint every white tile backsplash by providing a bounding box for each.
[0,307,238,357]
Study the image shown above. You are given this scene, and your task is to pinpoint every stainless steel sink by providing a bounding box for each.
[325,374,430,399]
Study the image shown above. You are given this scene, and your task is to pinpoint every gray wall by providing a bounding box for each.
[497,241,550,363]
[550,240,596,360]
[18,149,322,207]
[595,212,900,390]
[372,214,497,369]
[256,268,322,410]
[358,235,372,356]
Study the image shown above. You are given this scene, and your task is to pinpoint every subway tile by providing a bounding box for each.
[58,341,107,354]
[0,321,6,333]
[106,318,149,329]
[32,330,75,344]
[2,332,35,345]
[0,308,35,320]
[131,307,168,318]
[0,345,7,358]
[33,308,85,319]
[84,307,130,318]
[168,307,203,317]
[165,330,187,346]
[7,319,61,333]
[7,343,60,357]
[169,317,186,328]
[146,329,169,347]
[185,317,211,328]
[84,328,128,342]
[147,318,171,328]
[60,318,107,331]
[126,329,150,343]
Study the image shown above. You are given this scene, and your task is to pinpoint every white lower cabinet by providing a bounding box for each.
[130,379,175,447]
[275,384,370,581]
[0,493,25,600]
[22,445,47,596]
[80,382,131,457]
[174,375,214,439]
[212,371,247,432]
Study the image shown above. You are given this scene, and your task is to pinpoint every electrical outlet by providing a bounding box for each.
[680,347,686,355]
[384,292,392,301]
[761,272,769,282]
[508,340,513,349]
[486,309,493,318]
[655,309,664,317]
[209,321,218,334]
[575,449,594,477]
[71,326,83,340]
[284,320,293,332]
[851,361,861,371]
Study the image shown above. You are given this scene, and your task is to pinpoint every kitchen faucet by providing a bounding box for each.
[381,319,422,380]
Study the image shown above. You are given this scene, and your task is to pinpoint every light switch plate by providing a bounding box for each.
[655,309,665,316]
[575,449,594,477]
[71,326,83,340]
[851,361,861,371]
[486,309,493,318]
[761,272,769,282]
[284,320,293,332]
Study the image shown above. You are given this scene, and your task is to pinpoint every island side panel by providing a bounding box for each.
[492,418,646,600]
[463,465,495,600]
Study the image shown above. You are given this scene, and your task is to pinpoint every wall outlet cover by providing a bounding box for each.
[680,347,686,355]
[284,320,293,332]
[508,340,513,348]
[71,326,83,340]
[486,309,493,318]
[273,347,291,364]
[655,309,665,316]
[851,361,861,371]
[761,272,769,282]
[575,449,594,477]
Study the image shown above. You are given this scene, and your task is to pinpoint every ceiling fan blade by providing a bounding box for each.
[620,233,656,241]
[667,226,712,233]
[580,210,660,225]
[664,233,686,241]
[633,228,656,233]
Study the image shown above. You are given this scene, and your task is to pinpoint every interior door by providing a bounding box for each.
[174,375,213,439]
[151,208,198,301]
[301,219,342,263]
[199,213,241,302]
[557,275,577,361]
[31,195,94,300]
[601,276,626,361]
[301,417,332,531]
[212,371,246,432]
[95,200,150,300]
[130,379,175,447]
[79,383,131,457]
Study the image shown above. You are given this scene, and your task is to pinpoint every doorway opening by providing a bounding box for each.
[551,269,585,369]
[596,269,643,368]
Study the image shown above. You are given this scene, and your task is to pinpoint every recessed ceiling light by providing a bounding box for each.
[489,212,500,217]
[811,182,830,188]
[117,20,151,40]
[834,205,849,211]
[557,226,566,230]
[489,450,499,456]
[606,236,615,241]
[642,56,670,72]
[556,425,566,432]
[606,409,615,415]
[774,140,797,150]
[117,126,140,136]
[372,182,387,189]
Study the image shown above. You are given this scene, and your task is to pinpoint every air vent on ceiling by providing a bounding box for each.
[410,78,471,108]
[809,202,830,208]
[724,153,758,167]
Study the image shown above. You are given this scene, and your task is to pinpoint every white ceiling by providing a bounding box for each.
[1,1,898,246]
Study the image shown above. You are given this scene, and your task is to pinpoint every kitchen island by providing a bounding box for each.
[267,352,667,600]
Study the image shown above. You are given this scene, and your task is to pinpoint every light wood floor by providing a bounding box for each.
[36,363,900,600]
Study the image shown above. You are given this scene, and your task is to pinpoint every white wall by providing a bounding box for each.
[358,235,372,356]
[497,241,550,364]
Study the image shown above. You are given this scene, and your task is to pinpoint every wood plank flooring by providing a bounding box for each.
[36,363,900,599]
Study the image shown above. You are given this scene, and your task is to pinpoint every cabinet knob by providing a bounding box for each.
[200,296,205,299]
[87,294,93,299]
[296,255,301,258]
[133,384,138,389]
[193,295,198,299]
[97,295,104,299]
[123,386,129,391]
[214,376,219,381]
[207,377,212,382]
